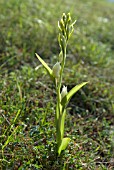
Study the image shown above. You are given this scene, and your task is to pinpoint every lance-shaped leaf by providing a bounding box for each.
[35,53,55,82]
[61,82,88,109]
[58,137,70,155]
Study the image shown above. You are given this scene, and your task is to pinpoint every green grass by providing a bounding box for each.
[0,0,114,169]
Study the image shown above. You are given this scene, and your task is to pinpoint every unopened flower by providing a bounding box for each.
[61,85,67,99]
[52,62,61,78]
[59,51,63,63]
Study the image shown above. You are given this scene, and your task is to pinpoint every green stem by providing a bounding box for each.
[58,46,66,92]
[56,45,66,147]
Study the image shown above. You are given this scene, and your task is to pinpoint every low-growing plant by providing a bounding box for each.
[36,13,88,155]
[1,109,21,163]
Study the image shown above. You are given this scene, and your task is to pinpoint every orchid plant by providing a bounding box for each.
[36,13,88,155]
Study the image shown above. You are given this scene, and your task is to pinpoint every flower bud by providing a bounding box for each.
[52,62,61,78]
[61,85,67,99]
[66,13,71,24]
[59,51,63,63]
[60,19,64,30]
[59,35,66,53]
[62,13,66,22]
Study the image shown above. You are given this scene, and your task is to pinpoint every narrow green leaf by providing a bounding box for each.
[61,82,88,108]
[58,137,70,155]
[67,82,88,100]
[35,53,54,82]
[2,126,19,150]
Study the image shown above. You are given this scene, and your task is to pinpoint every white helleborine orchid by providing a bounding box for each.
[52,62,61,78]
[36,13,87,155]
[61,85,67,99]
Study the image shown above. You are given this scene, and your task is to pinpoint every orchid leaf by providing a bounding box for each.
[61,82,88,108]
[35,53,54,82]
[58,137,70,155]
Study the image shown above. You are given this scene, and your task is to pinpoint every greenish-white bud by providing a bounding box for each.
[66,13,71,24]
[60,35,66,52]
[62,13,66,22]
[61,85,67,99]
[59,51,63,63]
[52,62,61,78]
[59,19,64,30]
